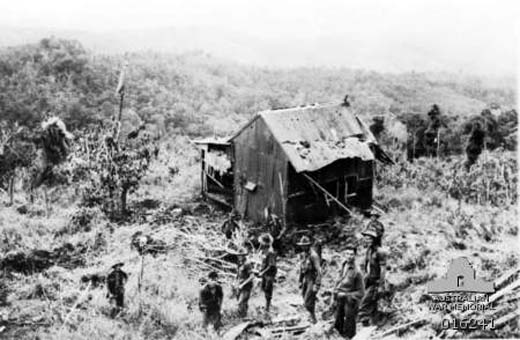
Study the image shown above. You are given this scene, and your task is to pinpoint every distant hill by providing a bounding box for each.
[0,25,516,76]
[0,37,515,140]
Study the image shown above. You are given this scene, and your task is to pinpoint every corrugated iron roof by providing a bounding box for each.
[259,103,375,172]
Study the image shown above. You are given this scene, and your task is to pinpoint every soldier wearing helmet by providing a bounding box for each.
[359,226,387,326]
[364,210,385,246]
[297,235,322,324]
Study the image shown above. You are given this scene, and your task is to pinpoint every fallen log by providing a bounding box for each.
[373,318,428,338]
[222,316,303,340]
[270,323,311,334]
[484,304,516,319]
[494,267,520,290]
[222,321,254,340]
[494,309,520,328]
[488,279,520,304]
[270,315,301,324]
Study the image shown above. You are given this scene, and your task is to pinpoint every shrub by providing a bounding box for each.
[377,151,517,206]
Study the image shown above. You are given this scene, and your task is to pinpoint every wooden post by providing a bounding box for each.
[138,254,144,315]
[114,61,128,144]
[44,188,50,218]
[436,129,441,158]
[138,255,144,293]
[412,132,416,161]
[278,172,287,238]
[201,150,205,196]
[8,173,14,206]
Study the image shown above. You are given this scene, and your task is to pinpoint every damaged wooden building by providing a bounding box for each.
[195,102,387,225]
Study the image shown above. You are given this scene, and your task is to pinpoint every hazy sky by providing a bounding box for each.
[1,0,518,36]
[1,0,519,74]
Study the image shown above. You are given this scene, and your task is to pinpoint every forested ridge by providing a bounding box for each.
[0,37,515,137]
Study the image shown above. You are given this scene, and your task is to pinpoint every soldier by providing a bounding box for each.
[106,262,128,317]
[222,210,240,239]
[199,271,224,331]
[365,211,385,245]
[332,244,364,339]
[234,247,254,317]
[267,213,286,253]
[297,235,322,324]
[359,228,387,326]
[266,213,282,239]
[312,237,323,264]
[258,233,277,313]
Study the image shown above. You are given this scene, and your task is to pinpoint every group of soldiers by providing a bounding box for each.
[200,210,387,339]
[100,209,386,338]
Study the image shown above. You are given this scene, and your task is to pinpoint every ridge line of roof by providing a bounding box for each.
[230,101,352,141]
[258,102,344,116]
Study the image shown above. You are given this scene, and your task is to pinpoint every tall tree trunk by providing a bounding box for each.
[8,172,15,206]
[44,189,50,218]
[120,187,129,215]
[436,129,441,158]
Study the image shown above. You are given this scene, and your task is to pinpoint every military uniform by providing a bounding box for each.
[260,247,277,311]
[359,244,387,325]
[366,220,384,241]
[259,233,277,312]
[199,275,223,330]
[298,236,322,323]
[236,258,254,317]
[106,263,128,317]
[333,261,365,339]
[221,215,239,239]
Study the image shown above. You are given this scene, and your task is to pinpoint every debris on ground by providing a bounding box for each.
[130,231,169,256]
[0,242,89,274]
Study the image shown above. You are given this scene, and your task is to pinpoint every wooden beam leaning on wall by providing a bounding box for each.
[302,173,354,216]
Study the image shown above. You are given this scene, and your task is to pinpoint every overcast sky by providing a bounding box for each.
[1,0,519,75]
